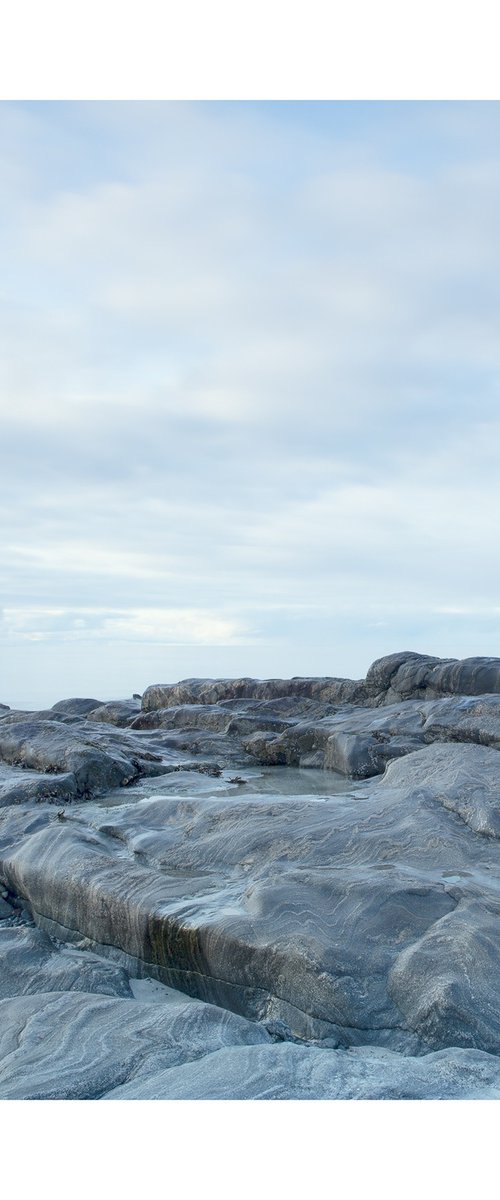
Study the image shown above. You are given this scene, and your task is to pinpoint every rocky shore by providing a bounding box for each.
[1,650,500,1099]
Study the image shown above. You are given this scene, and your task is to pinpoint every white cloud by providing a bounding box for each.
[3,102,500,702]
[1,606,252,646]
[4,543,176,581]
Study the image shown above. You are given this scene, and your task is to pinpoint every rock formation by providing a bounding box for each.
[1,650,500,1098]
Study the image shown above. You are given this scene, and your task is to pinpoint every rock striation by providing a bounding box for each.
[1,650,500,1098]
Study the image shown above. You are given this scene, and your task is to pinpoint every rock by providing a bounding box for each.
[4,747,500,1051]
[104,1041,500,1101]
[0,990,270,1100]
[0,771,79,807]
[0,718,167,801]
[1,655,500,1098]
[243,700,428,775]
[389,900,500,1053]
[383,742,500,837]
[366,651,500,704]
[0,708,81,725]
[422,694,500,750]
[0,925,133,1000]
[51,698,105,716]
[86,700,142,727]
[131,703,240,733]
[141,676,368,712]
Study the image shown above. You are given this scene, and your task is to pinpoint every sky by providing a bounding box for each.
[2,100,500,707]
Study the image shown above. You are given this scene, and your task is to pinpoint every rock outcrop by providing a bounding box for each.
[1,650,500,1098]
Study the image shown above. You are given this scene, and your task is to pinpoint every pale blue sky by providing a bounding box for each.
[2,101,500,706]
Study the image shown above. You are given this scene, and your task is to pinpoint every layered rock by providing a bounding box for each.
[104,1042,500,1101]
[0,715,169,804]
[2,739,500,1058]
[1,651,500,1099]
[0,990,270,1100]
[141,676,368,711]
[365,651,500,704]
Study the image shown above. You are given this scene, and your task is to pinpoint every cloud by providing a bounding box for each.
[0,606,252,646]
[2,101,500,702]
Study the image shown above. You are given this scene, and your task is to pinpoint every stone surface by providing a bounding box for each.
[365,651,500,704]
[0,990,270,1100]
[86,700,142,726]
[2,740,500,1057]
[0,925,133,999]
[51,697,105,715]
[0,717,170,803]
[104,1041,500,1101]
[142,676,368,711]
[1,651,500,1098]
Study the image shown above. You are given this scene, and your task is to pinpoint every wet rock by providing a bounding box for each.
[0,990,270,1100]
[383,742,500,837]
[142,676,368,712]
[243,700,428,775]
[389,900,500,1053]
[0,771,78,807]
[366,651,500,704]
[51,698,105,716]
[3,752,498,1050]
[0,719,167,801]
[422,694,500,750]
[131,703,238,733]
[0,925,133,1000]
[2,656,500,1098]
[0,708,81,725]
[86,700,142,727]
[104,1041,500,1101]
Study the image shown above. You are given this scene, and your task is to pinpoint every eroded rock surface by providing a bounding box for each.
[1,651,500,1099]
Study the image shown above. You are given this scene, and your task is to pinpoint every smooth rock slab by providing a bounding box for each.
[104,1042,500,1101]
[366,651,500,704]
[4,742,500,1051]
[0,925,133,1000]
[86,700,141,727]
[2,659,500,1092]
[383,742,500,838]
[0,991,270,1100]
[0,718,167,801]
[389,899,500,1052]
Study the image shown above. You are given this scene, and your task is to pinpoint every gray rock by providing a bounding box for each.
[104,1041,500,1101]
[4,740,500,1053]
[2,656,500,1098]
[0,990,270,1099]
[51,697,105,715]
[383,742,500,837]
[0,718,167,801]
[86,700,142,727]
[243,700,428,775]
[366,651,500,704]
[422,693,500,750]
[389,899,500,1052]
[0,925,133,999]
[142,676,368,712]
[0,770,79,807]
